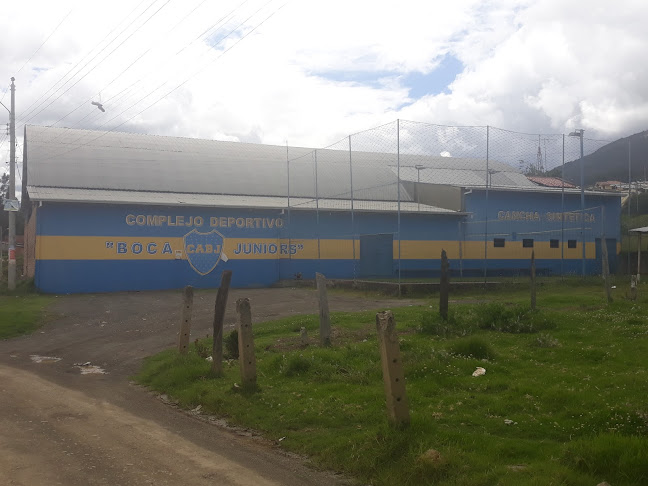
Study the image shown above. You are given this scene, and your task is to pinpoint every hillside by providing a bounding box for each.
[547,130,648,186]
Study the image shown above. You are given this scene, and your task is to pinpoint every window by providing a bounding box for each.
[568,239,577,248]
[523,239,534,248]
[550,239,559,248]
[494,238,505,248]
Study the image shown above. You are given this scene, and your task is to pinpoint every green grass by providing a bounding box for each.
[136,281,648,485]
[0,294,53,339]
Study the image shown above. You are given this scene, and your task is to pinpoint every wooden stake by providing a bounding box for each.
[178,286,194,354]
[601,239,612,303]
[439,249,449,320]
[375,310,409,427]
[316,273,331,346]
[236,298,257,389]
[530,251,536,310]
[211,270,233,375]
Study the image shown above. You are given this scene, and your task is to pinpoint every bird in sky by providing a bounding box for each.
[91,101,105,112]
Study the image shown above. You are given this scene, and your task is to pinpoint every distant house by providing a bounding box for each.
[595,181,623,191]
[527,176,577,189]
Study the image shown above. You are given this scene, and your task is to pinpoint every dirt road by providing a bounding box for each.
[0,288,415,485]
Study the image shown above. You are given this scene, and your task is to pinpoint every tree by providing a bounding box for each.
[0,172,8,201]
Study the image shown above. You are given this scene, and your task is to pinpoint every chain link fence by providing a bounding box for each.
[283,120,621,283]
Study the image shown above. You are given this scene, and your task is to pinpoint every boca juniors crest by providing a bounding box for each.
[183,229,229,275]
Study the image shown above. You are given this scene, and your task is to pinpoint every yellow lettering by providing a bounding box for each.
[210,217,219,227]
[205,244,213,253]
[195,244,204,253]
[126,214,136,225]
[186,244,195,254]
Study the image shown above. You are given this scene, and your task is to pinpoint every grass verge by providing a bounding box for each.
[0,294,53,339]
[136,281,648,485]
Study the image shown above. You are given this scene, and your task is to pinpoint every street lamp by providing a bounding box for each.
[569,129,585,276]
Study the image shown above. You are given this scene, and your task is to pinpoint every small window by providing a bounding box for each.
[568,239,577,249]
[494,238,505,248]
[550,239,559,248]
[523,239,534,248]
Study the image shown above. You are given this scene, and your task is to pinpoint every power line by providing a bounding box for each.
[46,0,221,130]
[39,0,288,162]
[15,9,74,76]
[20,0,173,126]
[17,0,154,123]
[78,0,281,135]
[68,0,253,131]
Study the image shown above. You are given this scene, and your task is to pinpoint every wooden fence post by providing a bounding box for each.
[236,298,257,389]
[530,251,536,310]
[439,249,449,320]
[316,272,331,346]
[212,270,233,375]
[601,240,612,303]
[178,286,194,354]
[376,310,410,427]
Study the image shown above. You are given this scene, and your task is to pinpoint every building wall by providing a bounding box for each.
[23,204,38,278]
[33,202,464,293]
[33,190,623,293]
[463,189,622,275]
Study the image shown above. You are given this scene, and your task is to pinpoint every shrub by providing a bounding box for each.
[224,329,239,359]
[418,309,473,337]
[563,433,648,484]
[449,337,496,360]
[532,333,560,348]
[284,354,311,376]
[477,303,556,333]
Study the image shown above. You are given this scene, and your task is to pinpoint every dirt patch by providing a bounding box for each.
[0,288,417,485]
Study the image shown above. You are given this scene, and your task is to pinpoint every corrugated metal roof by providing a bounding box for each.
[27,186,460,214]
[25,126,412,202]
[527,176,577,188]
[396,159,537,188]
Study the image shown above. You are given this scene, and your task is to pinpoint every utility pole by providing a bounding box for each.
[8,77,16,290]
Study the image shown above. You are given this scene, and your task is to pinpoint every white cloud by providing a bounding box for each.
[0,0,646,167]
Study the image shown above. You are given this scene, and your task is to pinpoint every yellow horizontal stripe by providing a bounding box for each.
[36,236,600,261]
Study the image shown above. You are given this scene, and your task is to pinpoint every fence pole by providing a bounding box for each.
[627,139,631,276]
[561,134,565,279]
[484,126,490,285]
[601,234,612,303]
[375,310,409,427]
[178,286,194,354]
[315,150,321,260]
[211,270,233,375]
[397,119,402,296]
[236,298,257,390]
[316,272,331,346]
[440,249,449,320]
[530,251,536,310]
[348,137,356,282]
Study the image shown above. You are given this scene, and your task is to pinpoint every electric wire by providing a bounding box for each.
[48,0,223,130]
[65,0,265,132]
[20,0,173,127]
[15,9,74,76]
[17,0,155,123]
[39,0,287,162]
[71,0,252,131]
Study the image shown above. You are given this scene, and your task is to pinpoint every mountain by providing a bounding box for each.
[546,130,648,186]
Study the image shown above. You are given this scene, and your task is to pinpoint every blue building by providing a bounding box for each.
[22,126,621,293]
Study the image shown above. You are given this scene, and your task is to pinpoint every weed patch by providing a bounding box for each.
[448,336,495,360]
[136,282,648,486]
[0,295,53,339]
